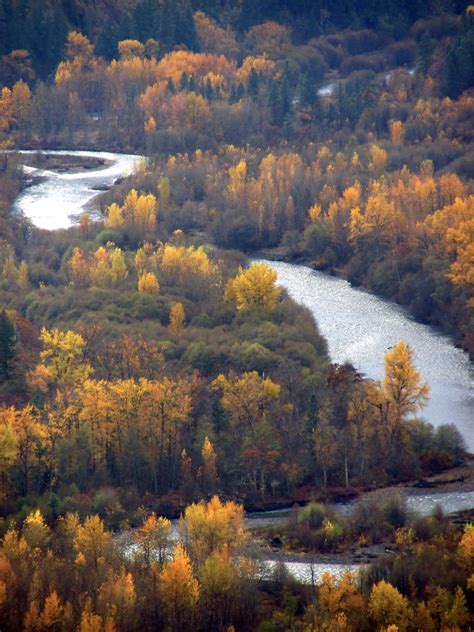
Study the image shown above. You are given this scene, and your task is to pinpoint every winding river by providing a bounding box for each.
[13,150,144,230]
[256,261,474,452]
[12,149,474,583]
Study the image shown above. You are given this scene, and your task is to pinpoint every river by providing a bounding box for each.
[255,260,474,452]
[12,149,474,583]
[13,150,144,230]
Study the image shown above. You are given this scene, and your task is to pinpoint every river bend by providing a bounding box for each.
[12,150,474,584]
[256,260,474,451]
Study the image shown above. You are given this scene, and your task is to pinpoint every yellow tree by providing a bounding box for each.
[0,87,13,147]
[74,515,112,573]
[458,523,474,572]
[68,247,90,286]
[224,263,281,311]
[201,436,218,489]
[118,39,145,60]
[382,341,429,426]
[106,190,157,242]
[138,271,160,294]
[0,417,17,499]
[22,509,50,551]
[90,246,112,287]
[38,591,70,629]
[65,31,95,61]
[213,371,280,493]
[213,371,280,443]
[160,543,199,631]
[55,31,95,86]
[138,377,194,492]
[390,120,405,145]
[159,244,220,299]
[37,328,92,388]
[106,203,124,231]
[169,302,185,335]
[368,580,411,631]
[98,567,136,630]
[226,160,247,205]
[349,184,404,253]
[110,248,128,284]
[179,496,247,566]
[317,571,365,628]
[369,144,388,173]
[11,80,32,140]
[236,55,275,83]
[134,513,172,565]
[199,549,237,631]
[446,217,474,290]
[78,606,109,632]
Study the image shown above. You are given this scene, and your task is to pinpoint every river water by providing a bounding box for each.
[255,260,474,452]
[13,150,144,230]
[13,150,474,583]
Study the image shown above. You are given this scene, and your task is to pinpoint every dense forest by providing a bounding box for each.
[0,0,473,630]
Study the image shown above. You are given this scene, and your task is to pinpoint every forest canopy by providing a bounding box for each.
[0,1,473,630]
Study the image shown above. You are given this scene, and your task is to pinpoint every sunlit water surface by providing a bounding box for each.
[13,150,143,230]
[255,260,474,451]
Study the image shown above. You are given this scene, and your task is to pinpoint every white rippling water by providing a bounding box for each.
[256,260,474,451]
[13,150,144,230]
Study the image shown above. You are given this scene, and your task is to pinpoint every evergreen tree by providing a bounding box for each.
[176,1,197,50]
[188,74,196,92]
[305,393,319,435]
[0,0,8,55]
[300,72,315,107]
[179,71,189,91]
[134,0,158,42]
[444,23,474,97]
[160,0,176,49]
[280,63,292,117]
[418,33,436,74]
[0,310,17,382]
[247,68,260,98]
[238,0,262,31]
[268,77,280,125]
[205,77,214,100]
[211,394,228,435]
[228,83,237,103]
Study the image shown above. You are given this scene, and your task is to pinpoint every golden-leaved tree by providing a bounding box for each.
[224,262,281,311]
[212,371,281,494]
[106,189,157,243]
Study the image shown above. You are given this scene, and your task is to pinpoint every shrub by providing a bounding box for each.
[297,502,326,530]
[382,494,408,529]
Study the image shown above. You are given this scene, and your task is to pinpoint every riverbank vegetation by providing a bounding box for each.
[261,494,467,556]
[0,0,473,629]
[0,494,472,631]
[2,234,466,525]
